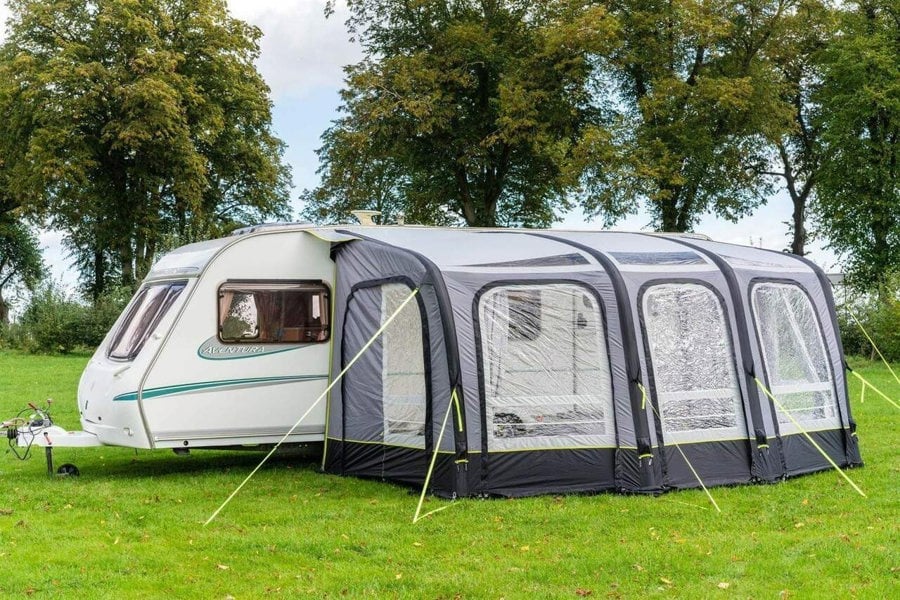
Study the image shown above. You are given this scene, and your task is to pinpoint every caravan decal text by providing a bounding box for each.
[197,336,309,360]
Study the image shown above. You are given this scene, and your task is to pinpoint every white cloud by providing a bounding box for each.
[228,0,361,100]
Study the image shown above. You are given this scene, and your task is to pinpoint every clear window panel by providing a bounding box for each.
[381,284,427,448]
[642,284,747,444]
[752,282,839,433]
[479,284,615,451]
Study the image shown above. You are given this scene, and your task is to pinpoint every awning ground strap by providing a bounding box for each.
[753,377,866,498]
[637,382,721,513]
[850,370,899,411]
[413,387,460,524]
[204,287,421,526]
[848,308,900,385]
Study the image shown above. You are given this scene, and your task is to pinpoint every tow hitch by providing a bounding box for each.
[2,399,102,476]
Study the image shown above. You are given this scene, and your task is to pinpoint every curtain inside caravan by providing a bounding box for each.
[478,283,615,451]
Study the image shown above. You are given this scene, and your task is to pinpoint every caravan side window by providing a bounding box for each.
[218,282,330,344]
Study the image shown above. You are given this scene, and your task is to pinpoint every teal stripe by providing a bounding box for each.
[113,374,328,402]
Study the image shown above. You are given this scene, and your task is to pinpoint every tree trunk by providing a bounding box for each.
[0,296,9,325]
[136,235,156,283]
[120,242,134,288]
[658,192,682,232]
[92,248,105,301]
[777,140,811,257]
[790,192,807,256]
[475,191,499,228]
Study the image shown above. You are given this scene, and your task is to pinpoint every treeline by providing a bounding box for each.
[0,0,292,323]
[0,283,129,354]
[4,276,897,360]
[303,0,898,289]
[0,0,897,353]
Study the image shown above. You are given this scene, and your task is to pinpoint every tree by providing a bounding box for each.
[304,0,618,227]
[814,0,899,289]
[0,0,292,296]
[0,216,44,324]
[762,0,833,256]
[300,123,455,227]
[579,0,795,232]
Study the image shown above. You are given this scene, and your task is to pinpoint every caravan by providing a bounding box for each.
[5,223,862,495]
[69,224,336,452]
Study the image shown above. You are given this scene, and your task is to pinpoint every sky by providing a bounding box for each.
[1,0,841,297]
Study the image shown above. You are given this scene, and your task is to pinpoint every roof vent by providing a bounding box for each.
[350,210,381,226]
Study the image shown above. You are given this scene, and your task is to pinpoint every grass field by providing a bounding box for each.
[0,351,896,598]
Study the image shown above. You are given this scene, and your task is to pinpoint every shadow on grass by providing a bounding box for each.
[38,446,325,481]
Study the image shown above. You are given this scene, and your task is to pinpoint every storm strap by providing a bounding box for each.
[849,370,899,410]
[204,287,421,526]
[413,387,461,524]
[847,308,900,385]
[753,377,866,498]
[637,382,721,513]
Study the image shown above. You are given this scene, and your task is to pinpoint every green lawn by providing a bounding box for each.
[0,351,897,598]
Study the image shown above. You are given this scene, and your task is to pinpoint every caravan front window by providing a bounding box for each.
[108,281,187,361]
[218,282,330,343]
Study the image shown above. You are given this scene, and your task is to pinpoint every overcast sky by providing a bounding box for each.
[0,0,840,295]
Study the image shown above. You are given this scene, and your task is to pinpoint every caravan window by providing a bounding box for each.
[641,283,747,444]
[751,282,839,433]
[108,281,187,361]
[218,282,330,343]
[478,283,615,451]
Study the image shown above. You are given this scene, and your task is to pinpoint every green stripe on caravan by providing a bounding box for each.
[113,375,328,402]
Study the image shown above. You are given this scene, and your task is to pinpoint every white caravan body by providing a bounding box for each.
[77,224,335,450]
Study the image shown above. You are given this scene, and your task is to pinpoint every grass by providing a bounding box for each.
[0,351,897,598]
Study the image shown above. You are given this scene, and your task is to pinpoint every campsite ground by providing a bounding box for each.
[0,351,896,598]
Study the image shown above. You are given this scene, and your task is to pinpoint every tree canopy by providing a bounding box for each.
[761,0,833,256]
[0,216,44,324]
[304,0,618,227]
[578,0,795,232]
[0,0,291,296]
[813,0,899,288]
[308,0,805,233]
[0,0,892,298]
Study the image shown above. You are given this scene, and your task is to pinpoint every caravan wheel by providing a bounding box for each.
[57,463,80,477]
